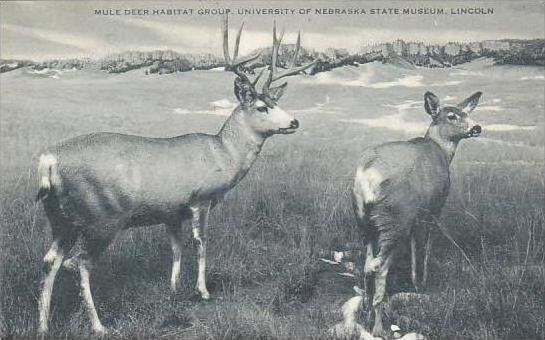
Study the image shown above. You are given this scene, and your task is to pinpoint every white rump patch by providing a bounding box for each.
[356,167,383,204]
[38,154,59,190]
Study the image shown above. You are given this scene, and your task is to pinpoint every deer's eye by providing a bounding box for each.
[256,106,268,113]
[447,113,457,120]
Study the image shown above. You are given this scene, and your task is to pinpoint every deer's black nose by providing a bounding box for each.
[471,125,482,134]
[290,119,299,129]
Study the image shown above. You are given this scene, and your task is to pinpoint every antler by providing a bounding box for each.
[262,21,317,97]
[222,15,262,86]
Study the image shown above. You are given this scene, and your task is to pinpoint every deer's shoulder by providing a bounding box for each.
[359,140,424,166]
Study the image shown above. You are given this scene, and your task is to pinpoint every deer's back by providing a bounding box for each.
[356,137,450,221]
[42,132,233,228]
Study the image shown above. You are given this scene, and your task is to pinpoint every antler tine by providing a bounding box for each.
[263,24,316,94]
[233,22,244,61]
[263,21,282,95]
[290,32,301,68]
[222,15,231,66]
[251,68,265,87]
[222,14,261,86]
[271,59,317,82]
[274,24,285,74]
[270,21,279,76]
[272,30,317,81]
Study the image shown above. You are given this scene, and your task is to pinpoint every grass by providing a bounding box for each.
[1,64,544,339]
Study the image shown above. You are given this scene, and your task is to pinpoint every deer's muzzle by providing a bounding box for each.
[469,125,482,137]
[278,119,299,134]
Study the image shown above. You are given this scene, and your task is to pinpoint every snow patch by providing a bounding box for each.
[520,75,544,80]
[292,96,333,115]
[208,66,226,72]
[172,98,237,116]
[485,124,536,131]
[340,100,427,134]
[173,108,192,115]
[308,69,461,89]
[478,105,505,112]
[211,98,235,109]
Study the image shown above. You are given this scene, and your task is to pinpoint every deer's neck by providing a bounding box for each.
[425,124,459,163]
[217,109,267,179]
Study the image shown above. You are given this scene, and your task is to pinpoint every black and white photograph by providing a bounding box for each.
[1,1,544,339]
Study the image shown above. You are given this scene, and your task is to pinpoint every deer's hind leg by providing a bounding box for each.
[78,258,105,335]
[371,251,394,337]
[191,201,212,300]
[370,216,399,337]
[38,220,77,335]
[38,239,65,335]
[63,235,110,335]
[362,241,376,326]
[167,220,187,293]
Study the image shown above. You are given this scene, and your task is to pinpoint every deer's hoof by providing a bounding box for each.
[37,328,48,339]
[200,291,210,300]
[92,325,107,337]
[194,286,210,300]
[372,325,385,338]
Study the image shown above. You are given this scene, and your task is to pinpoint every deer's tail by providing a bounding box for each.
[36,154,60,202]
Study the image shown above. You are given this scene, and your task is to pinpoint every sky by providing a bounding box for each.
[1,0,544,61]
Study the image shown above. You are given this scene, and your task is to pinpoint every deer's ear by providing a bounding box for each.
[268,82,288,102]
[234,78,255,105]
[424,91,440,117]
[458,92,482,114]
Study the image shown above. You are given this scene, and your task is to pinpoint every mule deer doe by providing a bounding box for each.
[35,17,316,335]
[352,91,482,336]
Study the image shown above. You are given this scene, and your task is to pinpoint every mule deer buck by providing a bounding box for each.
[352,91,482,336]
[35,16,316,335]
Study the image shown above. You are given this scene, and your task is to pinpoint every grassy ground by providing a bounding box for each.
[1,62,544,339]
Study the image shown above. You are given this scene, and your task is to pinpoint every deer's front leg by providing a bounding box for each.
[191,202,211,300]
[422,224,433,290]
[410,233,421,293]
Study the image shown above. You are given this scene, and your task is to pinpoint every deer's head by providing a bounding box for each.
[223,16,316,136]
[424,91,483,142]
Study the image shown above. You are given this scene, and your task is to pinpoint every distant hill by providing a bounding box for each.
[1,39,543,75]
[0,59,32,73]
[361,39,545,68]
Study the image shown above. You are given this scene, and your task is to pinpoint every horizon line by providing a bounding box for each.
[2,36,544,62]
